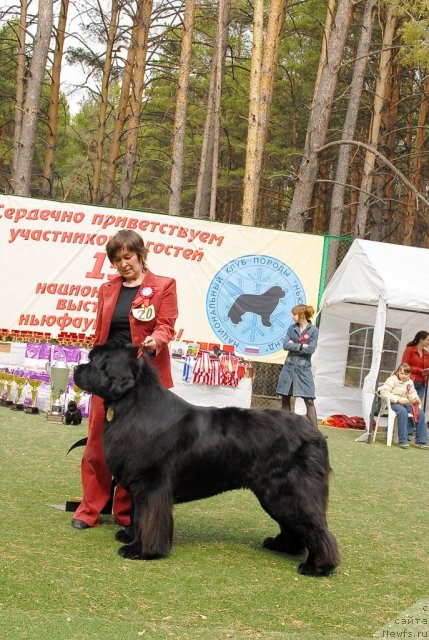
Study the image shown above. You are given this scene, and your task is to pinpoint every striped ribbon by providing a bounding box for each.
[187,351,249,387]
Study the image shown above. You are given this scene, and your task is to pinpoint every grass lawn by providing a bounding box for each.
[0,405,427,640]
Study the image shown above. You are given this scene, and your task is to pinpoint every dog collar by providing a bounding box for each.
[106,407,114,421]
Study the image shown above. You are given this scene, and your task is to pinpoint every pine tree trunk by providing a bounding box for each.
[193,55,216,218]
[168,0,195,215]
[312,159,329,233]
[286,0,354,232]
[193,0,230,219]
[312,0,336,107]
[396,106,413,244]
[329,0,376,234]
[381,63,401,242]
[370,62,400,242]
[102,13,138,204]
[11,0,28,188]
[118,0,153,208]
[13,0,54,196]
[353,5,397,237]
[91,0,120,204]
[252,0,287,219]
[41,0,69,198]
[241,0,263,226]
[209,0,230,221]
[326,0,376,279]
[348,159,360,235]
[404,75,429,245]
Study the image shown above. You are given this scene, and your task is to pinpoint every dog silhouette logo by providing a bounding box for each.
[228,285,286,327]
[206,255,306,357]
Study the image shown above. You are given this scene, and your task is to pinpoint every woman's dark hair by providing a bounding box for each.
[406,330,429,347]
[106,230,149,268]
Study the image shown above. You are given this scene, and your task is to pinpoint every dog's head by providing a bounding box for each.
[266,286,285,299]
[74,344,140,402]
[67,400,78,412]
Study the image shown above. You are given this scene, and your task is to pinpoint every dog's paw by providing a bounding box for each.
[117,544,143,560]
[263,536,279,550]
[115,527,133,544]
[141,551,165,560]
[117,544,166,560]
[298,561,336,577]
[263,535,305,555]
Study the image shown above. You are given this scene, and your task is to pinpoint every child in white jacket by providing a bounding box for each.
[379,363,429,449]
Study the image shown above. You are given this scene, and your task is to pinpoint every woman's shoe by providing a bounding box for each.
[71,518,92,529]
[399,443,410,449]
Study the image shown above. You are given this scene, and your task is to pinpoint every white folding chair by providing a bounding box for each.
[372,392,398,446]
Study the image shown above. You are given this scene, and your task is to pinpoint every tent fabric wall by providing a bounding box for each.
[314,302,377,419]
[314,239,429,430]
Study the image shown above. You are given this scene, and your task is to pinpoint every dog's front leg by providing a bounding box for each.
[115,498,136,544]
[118,488,174,560]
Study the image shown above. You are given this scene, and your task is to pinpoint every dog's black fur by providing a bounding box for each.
[73,343,339,576]
[64,400,82,425]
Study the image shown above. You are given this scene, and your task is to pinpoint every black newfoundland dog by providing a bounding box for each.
[64,400,83,425]
[73,344,339,576]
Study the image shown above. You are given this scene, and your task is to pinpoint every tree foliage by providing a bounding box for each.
[0,0,428,246]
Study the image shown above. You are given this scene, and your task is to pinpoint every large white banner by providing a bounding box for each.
[0,196,325,364]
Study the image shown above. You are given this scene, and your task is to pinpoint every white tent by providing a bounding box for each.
[313,239,429,437]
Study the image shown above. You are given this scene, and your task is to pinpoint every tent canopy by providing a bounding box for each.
[314,239,429,433]
[320,239,429,312]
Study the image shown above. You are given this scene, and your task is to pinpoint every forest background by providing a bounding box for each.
[1,0,429,253]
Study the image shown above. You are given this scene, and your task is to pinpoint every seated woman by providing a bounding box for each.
[379,363,429,449]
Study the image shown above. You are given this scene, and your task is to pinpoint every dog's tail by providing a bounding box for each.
[66,437,88,455]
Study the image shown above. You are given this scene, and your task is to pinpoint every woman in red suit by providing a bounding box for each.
[72,229,178,529]
[401,330,429,403]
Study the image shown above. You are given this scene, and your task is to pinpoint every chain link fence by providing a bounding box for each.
[251,361,283,408]
[250,235,353,408]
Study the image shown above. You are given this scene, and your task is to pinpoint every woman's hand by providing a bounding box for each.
[141,336,156,353]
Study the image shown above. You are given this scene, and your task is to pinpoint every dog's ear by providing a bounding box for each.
[109,372,136,400]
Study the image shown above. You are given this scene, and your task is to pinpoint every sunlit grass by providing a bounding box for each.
[0,406,427,639]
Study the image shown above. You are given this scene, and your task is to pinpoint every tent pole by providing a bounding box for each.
[361,299,388,443]
[366,366,383,444]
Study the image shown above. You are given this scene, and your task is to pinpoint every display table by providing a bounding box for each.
[170,357,252,408]
[0,342,253,413]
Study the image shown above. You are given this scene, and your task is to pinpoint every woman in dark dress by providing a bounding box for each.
[276,304,318,428]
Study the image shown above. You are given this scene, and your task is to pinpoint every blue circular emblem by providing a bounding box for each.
[206,254,306,357]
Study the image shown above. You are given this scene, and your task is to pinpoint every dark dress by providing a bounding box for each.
[276,322,318,398]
